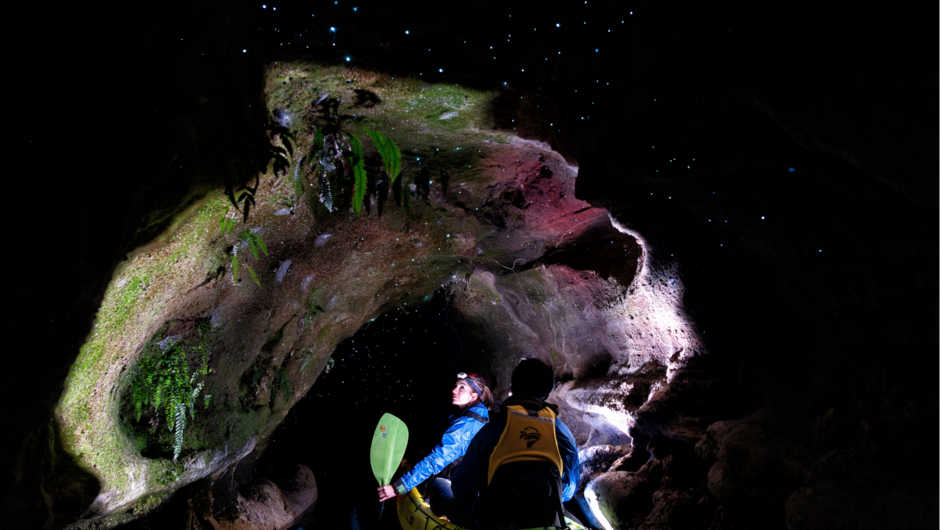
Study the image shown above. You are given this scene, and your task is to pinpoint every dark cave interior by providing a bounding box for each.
[253,291,589,529]
[3,1,936,529]
[261,293,464,529]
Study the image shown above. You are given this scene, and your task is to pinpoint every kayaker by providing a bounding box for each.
[451,358,581,529]
[377,372,494,513]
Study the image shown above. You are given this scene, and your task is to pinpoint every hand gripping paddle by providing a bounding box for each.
[371,413,409,521]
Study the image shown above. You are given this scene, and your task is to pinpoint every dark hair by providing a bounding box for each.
[510,358,555,399]
[464,374,495,410]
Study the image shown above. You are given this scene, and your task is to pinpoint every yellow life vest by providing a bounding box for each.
[487,405,563,485]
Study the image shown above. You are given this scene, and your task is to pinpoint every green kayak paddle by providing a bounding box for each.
[371,412,409,522]
[371,412,409,486]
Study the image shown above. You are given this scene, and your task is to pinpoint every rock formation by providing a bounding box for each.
[4,2,935,530]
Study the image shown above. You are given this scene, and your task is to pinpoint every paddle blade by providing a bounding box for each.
[371,413,409,486]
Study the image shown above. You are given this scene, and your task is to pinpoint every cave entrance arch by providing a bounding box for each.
[256,211,696,529]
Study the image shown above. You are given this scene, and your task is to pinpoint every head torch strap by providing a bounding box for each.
[457,372,483,396]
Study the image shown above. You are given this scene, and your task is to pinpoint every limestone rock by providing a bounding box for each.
[704,410,806,510]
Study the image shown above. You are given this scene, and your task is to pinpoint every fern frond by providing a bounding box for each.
[218,215,235,234]
[364,129,402,182]
[236,231,269,260]
[165,397,175,433]
[238,230,259,259]
[130,337,212,461]
[246,265,260,286]
[255,234,268,257]
[199,344,209,375]
[319,159,333,212]
[173,402,186,461]
[346,133,367,214]
[308,128,324,161]
[292,154,305,184]
[153,384,165,412]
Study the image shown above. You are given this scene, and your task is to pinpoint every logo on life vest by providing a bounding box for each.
[519,426,541,447]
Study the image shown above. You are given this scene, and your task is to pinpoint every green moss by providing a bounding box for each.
[274,367,293,404]
[316,323,332,342]
[306,286,325,315]
[74,340,105,372]
[147,458,185,488]
[263,61,502,180]
[111,275,149,329]
[224,407,269,449]
[469,274,503,304]
[135,491,171,513]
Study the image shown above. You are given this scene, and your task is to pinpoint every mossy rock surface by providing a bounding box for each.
[53,64,577,523]
[52,62,702,529]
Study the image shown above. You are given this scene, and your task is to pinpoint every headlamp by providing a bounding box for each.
[457,372,482,396]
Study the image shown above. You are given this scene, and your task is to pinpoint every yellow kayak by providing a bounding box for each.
[396,488,587,530]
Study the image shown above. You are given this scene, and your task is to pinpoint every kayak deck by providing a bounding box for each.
[397,488,465,530]
[396,488,587,530]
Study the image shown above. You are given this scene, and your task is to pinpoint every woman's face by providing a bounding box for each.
[452,380,479,409]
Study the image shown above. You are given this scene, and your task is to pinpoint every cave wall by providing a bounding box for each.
[5,1,935,529]
[35,62,690,528]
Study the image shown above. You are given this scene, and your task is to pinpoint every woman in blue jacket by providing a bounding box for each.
[378,372,493,512]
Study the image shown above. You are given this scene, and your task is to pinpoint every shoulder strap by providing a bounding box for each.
[461,407,488,424]
[460,407,490,425]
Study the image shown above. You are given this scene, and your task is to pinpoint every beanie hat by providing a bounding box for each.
[510,358,555,399]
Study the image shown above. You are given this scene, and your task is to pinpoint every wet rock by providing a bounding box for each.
[590,461,662,529]
[275,259,292,283]
[124,463,317,530]
[578,444,632,491]
[589,453,719,530]
[272,108,293,128]
[225,477,294,529]
[704,410,806,512]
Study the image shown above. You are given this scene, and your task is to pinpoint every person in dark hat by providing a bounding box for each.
[452,359,581,529]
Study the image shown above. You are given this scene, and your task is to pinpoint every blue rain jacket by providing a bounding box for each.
[392,402,489,495]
